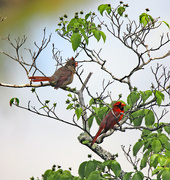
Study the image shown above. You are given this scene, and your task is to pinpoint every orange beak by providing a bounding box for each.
[75,62,78,67]
[121,103,126,107]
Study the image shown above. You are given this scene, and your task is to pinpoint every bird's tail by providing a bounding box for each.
[29,76,51,82]
[91,126,104,146]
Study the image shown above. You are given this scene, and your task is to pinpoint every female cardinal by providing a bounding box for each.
[91,101,125,146]
[29,57,78,89]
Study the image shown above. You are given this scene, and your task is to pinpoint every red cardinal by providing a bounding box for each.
[29,57,77,89]
[91,101,125,146]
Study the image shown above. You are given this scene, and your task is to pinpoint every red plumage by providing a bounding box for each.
[29,76,51,82]
[91,101,125,146]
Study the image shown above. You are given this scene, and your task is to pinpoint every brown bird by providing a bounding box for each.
[91,101,125,146]
[29,57,78,89]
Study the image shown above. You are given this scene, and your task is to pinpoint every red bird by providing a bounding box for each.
[29,57,77,89]
[91,101,125,146]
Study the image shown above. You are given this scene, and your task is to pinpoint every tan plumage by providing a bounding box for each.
[29,57,77,89]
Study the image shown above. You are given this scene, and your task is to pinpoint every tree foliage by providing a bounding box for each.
[1,1,170,180]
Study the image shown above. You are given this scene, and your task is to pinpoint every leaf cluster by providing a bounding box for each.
[87,98,110,130]
[41,165,77,180]
[127,89,165,127]
[66,93,83,120]
[9,97,19,106]
[139,13,154,27]
[56,11,106,51]
[78,159,122,179]
[98,3,129,17]
[31,159,123,180]
[132,127,170,179]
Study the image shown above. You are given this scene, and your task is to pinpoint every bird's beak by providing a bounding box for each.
[75,62,78,67]
[122,103,126,107]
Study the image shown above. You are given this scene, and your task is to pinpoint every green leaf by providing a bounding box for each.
[143,133,158,152]
[124,104,130,112]
[80,29,88,45]
[88,115,94,129]
[140,15,148,26]
[132,171,144,180]
[158,156,167,167]
[144,109,155,127]
[61,175,70,180]
[92,106,98,113]
[152,168,162,176]
[82,140,90,144]
[152,139,162,153]
[98,4,111,16]
[131,110,144,126]
[162,169,170,180]
[99,31,106,42]
[89,98,94,106]
[150,154,159,168]
[155,91,164,106]
[15,98,19,106]
[66,103,73,110]
[133,140,144,156]
[98,4,106,16]
[71,33,81,51]
[85,12,91,20]
[165,142,170,151]
[66,18,76,31]
[140,156,147,170]
[117,6,125,16]
[9,98,14,106]
[88,171,100,180]
[143,141,152,153]
[158,133,169,145]
[43,169,54,180]
[140,90,152,103]
[9,97,19,106]
[95,106,109,125]
[78,161,87,179]
[102,160,112,169]
[123,172,133,180]
[63,170,72,177]
[51,170,71,180]
[39,105,48,110]
[139,13,154,27]
[142,129,151,137]
[164,126,170,134]
[127,91,140,107]
[67,94,72,98]
[111,160,121,177]
[75,108,83,120]
[85,161,97,178]
[92,30,101,42]
[165,150,170,157]
[77,18,85,26]
[162,21,170,29]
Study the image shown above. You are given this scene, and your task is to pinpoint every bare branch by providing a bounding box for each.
[28,28,52,75]
[0,82,79,94]
[77,72,93,132]
[78,133,115,160]
[121,145,140,170]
